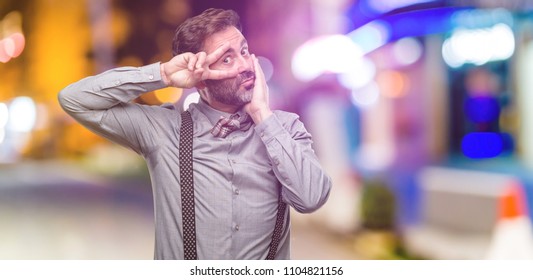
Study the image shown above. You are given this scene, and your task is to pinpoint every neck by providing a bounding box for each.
[201,97,241,114]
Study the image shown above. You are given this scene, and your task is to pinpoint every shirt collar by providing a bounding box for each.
[192,98,248,126]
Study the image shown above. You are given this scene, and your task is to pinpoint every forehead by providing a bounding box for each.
[203,26,246,53]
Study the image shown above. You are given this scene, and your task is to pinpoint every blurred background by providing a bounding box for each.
[2,0,533,260]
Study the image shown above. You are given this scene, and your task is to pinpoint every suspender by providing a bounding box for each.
[179,110,198,260]
[179,110,286,260]
[266,193,287,260]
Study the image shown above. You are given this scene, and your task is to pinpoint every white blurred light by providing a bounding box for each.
[291,39,323,81]
[257,56,274,82]
[322,35,364,73]
[7,96,36,132]
[292,35,363,81]
[347,20,390,54]
[337,57,376,89]
[491,23,515,60]
[355,142,394,171]
[183,92,200,111]
[0,102,7,144]
[350,81,380,108]
[442,23,515,68]
[0,103,8,127]
[441,39,463,68]
[392,37,423,66]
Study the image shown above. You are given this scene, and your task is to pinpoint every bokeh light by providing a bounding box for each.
[442,23,515,68]
[376,70,409,98]
[350,81,380,108]
[7,97,37,133]
[8,32,26,58]
[153,87,183,104]
[0,40,10,63]
[337,56,376,90]
[368,0,434,14]
[347,20,390,54]
[257,56,274,82]
[292,34,364,81]
[462,132,503,159]
[0,11,26,63]
[0,103,8,144]
[392,37,423,66]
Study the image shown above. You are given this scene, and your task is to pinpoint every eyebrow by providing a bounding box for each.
[220,39,248,56]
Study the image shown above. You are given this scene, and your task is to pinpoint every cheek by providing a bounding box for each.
[206,78,235,92]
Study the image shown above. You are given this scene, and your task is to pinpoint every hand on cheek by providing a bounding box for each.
[245,54,272,124]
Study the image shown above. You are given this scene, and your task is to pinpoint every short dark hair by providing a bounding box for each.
[172,8,242,56]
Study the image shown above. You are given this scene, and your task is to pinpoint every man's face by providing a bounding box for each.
[202,26,255,107]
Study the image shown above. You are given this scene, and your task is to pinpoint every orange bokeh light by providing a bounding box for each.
[376,70,410,98]
[8,33,26,58]
[0,40,10,63]
[0,33,26,63]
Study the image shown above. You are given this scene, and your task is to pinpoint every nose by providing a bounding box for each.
[235,55,252,73]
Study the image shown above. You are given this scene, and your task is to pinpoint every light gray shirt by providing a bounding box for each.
[58,62,332,259]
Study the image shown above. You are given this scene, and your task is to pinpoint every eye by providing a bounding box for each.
[222,56,233,64]
[241,47,249,56]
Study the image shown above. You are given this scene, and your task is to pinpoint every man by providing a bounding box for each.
[58,8,331,260]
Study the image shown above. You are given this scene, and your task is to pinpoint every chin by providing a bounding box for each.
[241,92,253,103]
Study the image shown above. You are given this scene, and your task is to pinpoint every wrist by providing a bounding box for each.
[249,106,273,124]
[160,62,171,86]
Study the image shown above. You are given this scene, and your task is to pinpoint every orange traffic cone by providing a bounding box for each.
[485,182,533,259]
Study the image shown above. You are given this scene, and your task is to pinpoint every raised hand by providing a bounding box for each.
[160,42,238,89]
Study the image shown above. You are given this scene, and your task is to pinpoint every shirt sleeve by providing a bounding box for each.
[57,62,171,155]
[254,111,332,213]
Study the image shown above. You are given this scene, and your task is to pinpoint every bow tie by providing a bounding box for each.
[210,113,253,138]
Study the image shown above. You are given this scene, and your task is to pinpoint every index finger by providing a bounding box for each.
[203,68,238,81]
[205,42,231,65]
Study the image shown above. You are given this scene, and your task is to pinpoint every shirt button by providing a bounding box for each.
[148,74,154,80]
[260,132,265,137]
[273,158,280,165]
[231,159,237,164]
[234,225,240,231]
[115,80,120,85]
[234,189,240,195]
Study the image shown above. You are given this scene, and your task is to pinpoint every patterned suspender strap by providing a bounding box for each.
[179,110,197,260]
[179,110,286,260]
[266,191,287,260]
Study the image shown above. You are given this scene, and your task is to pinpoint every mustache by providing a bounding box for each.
[236,71,255,84]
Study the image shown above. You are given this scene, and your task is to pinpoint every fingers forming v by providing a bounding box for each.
[203,43,238,80]
[195,52,207,69]
[205,42,231,65]
[187,54,198,72]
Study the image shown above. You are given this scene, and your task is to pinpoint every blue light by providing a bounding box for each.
[345,6,470,55]
[464,96,500,123]
[461,132,503,159]
[367,0,436,14]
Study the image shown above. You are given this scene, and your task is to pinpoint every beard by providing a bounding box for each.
[204,71,255,107]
